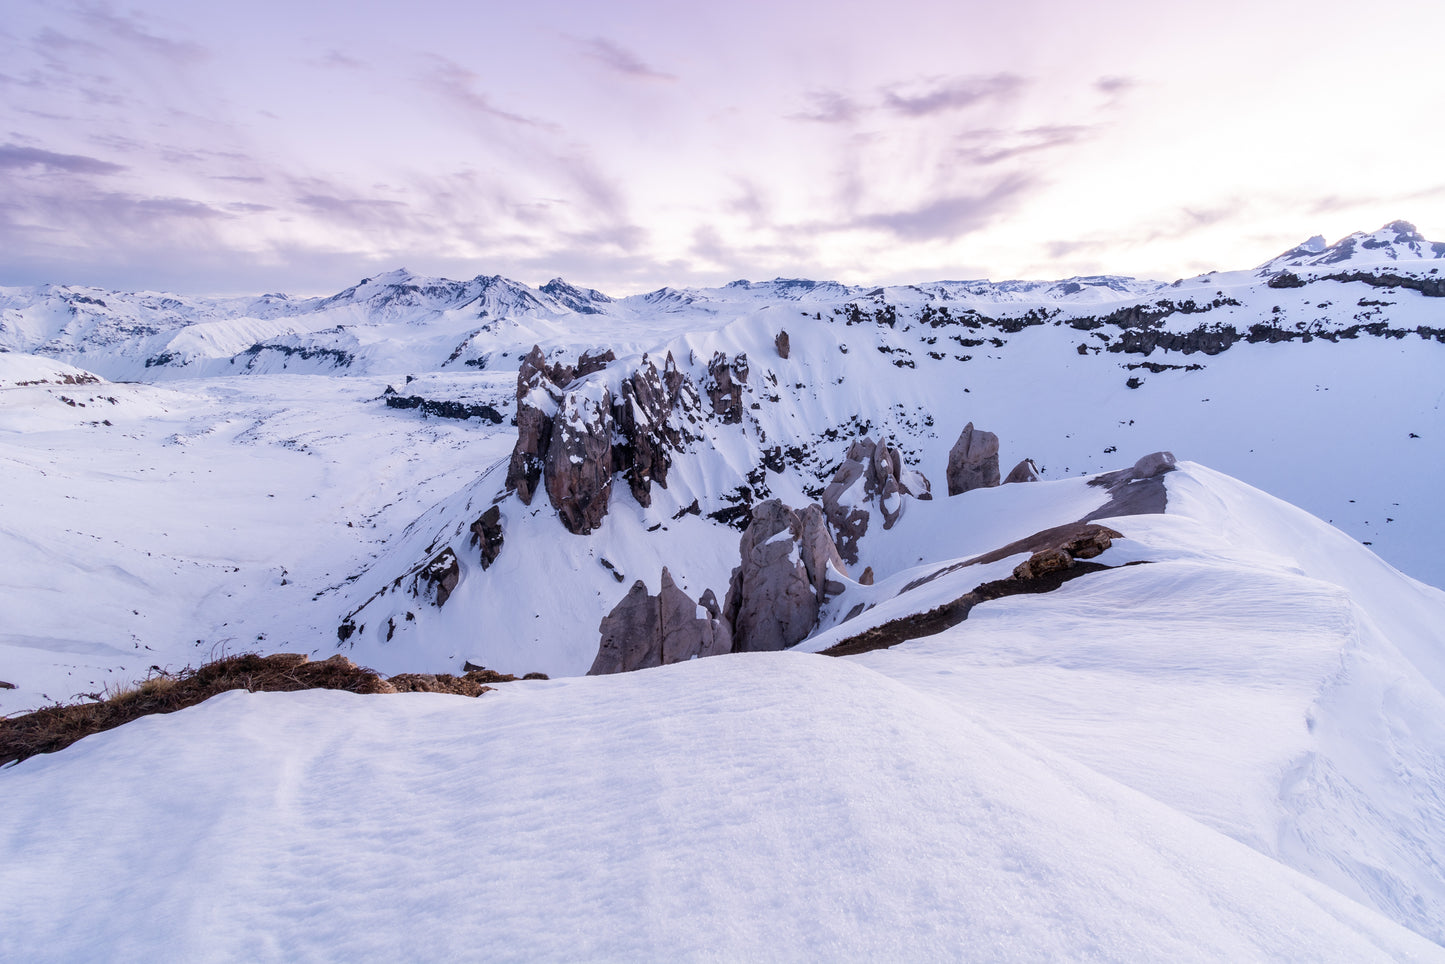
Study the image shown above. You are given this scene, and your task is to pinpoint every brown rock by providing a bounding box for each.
[722,500,848,653]
[946,422,1001,495]
[574,347,616,378]
[588,569,731,675]
[1013,548,1074,580]
[590,579,661,675]
[612,355,680,507]
[418,547,460,607]
[859,566,874,586]
[505,346,561,505]
[469,505,504,569]
[775,330,791,359]
[1063,528,1113,560]
[543,385,615,535]
[1003,458,1039,484]
[821,436,930,562]
[705,351,749,423]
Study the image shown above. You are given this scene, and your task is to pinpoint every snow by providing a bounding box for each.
[4,655,1441,962]
[3,225,1445,956]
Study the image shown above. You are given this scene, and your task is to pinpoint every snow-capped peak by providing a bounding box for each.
[1257,220,1445,276]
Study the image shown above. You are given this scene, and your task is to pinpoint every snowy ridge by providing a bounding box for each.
[3,221,1445,956]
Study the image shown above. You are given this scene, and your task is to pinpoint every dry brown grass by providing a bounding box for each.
[0,653,547,767]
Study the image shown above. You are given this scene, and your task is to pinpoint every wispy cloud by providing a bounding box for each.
[851,173,1036,241]
[423,59,555,129]
[316,50,366,70]
[579,38,674,81]
[0,144,125,174]
[880,74,1027,117]
[70,3,206,65]
[954,125,1091,165]
[790,90,862,124]
[1094,76,1135,97]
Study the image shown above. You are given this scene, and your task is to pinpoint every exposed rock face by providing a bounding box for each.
[775,330,790,359]
[705,351,749,423]
[723,500,849,653]
[506,346,703,530]
[1004,458,1039,484]
[505,346,562,505]
[574,347,615,378]
[543,383,614,535]
[946,422,1001,495]
[611,353,701,508]
[588,568,731,675]
[821,437,932,563]
[469,506,504,569]
[418,547,460,607]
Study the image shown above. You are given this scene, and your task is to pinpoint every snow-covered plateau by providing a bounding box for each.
[2,221,1444,960]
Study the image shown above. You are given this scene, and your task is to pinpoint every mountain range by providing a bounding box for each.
[2,221,1444,959]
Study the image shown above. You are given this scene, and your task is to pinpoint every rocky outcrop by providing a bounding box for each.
[723,500,850,653]
[611,353,701,508]
[543,383,614,535]
[821,437,932,563]
[1084,451,1177,520]
[506,346,704,531]
[775,330,790,359]
[588,568,731,675]
[1004,458,1039,484]
[417,547,460,607]
[469,506,504,569]
[704,351,749,423]
[946,422,1001,495]
[505,346,563,505]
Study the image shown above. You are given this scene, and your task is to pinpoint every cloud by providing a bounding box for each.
[790,90,862,124]
[1094,76,1135,97]
[579,38,674,81]
[881,74,1027,117]
[424,59,555,129]
[296,194,410,226]
[317,50,366,70]
[954,125,1091,165]
[0,144,125,174]
[70,4,206,65]
[850,173,1036,241]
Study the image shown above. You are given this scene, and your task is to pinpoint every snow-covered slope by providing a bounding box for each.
[4,651,1443,962]
[3,222,1445,955]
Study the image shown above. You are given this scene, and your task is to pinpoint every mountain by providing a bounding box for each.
[2,221,1444,956]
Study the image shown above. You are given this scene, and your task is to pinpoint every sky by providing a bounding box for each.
[2,0,1443,297]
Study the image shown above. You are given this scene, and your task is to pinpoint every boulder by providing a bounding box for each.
[1003,458,1039,484]
[468,505,504,569]
[946,422,1001,495]
[543,384,614,535]
[775,330,791,359]
[1130,451,1177,480]
[1013,548,1074,580]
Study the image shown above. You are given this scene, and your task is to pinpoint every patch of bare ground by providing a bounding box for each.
[821,524,1148,658]
[1,653,548,767]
